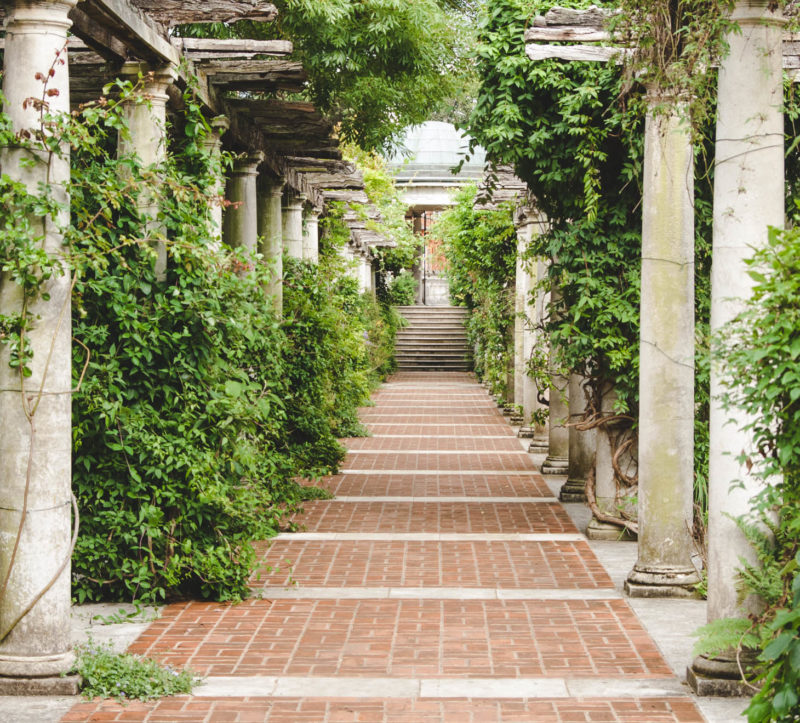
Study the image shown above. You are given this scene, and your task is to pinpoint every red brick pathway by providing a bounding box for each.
[65,371,704,722]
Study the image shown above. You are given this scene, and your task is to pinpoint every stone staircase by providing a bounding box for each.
[394,306,473,371]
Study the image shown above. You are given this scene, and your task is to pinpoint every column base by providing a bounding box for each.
[624,564,700,598]
[528,438,549,454]
[541,456,569,475]
[517,426,535,439]
[559,477,586,502]
[687,653,759,697]
[0,674,81,696]
[586,517,637,541]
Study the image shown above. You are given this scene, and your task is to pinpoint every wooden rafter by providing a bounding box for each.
[129,1,277,26]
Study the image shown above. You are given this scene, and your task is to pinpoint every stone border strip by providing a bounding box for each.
[193,676,687,699]
[254,586,621,600]
[274,532,586,542]
[330,496,558,503]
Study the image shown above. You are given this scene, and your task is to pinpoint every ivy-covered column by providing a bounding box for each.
[625,95,699,598]
[200,117,229,249]
[119,63,176,282]
[257,177,284,314]
[561,374,595,502]
[223,152,263,259]
[302,206,320,263]
[527,255,550,453]
[541,283,569,474]
[0,0,79,693]
[689,0,785,695]
[282,191,305,259]
[513,214,529,420]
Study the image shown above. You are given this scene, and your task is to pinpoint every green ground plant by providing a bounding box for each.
[72,640,199,702]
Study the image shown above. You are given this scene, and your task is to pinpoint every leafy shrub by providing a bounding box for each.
[384,270,418,307]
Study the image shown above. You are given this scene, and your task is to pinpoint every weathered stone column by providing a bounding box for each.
[200,117,229,249]
[625,95,699,598]
[527,255,550,453]
[586,384,636,540]
[302,206,320,263]
[282,191,305,259]
[541,283,569,474]
[513,225,528,415]
[689,0,785,694]
[119,63,176,282]
[223,152,263,259]
[412,212,425,304]
[0,0,79,693]
[257,177,284,314]
[561,374,596,502]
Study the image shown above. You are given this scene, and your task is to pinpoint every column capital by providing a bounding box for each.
[2,0,77,29]
[231,151,264,176]
[731,0,786,26]
[120,62,177,105]
[259,175,285,197]
[284,191,307,211]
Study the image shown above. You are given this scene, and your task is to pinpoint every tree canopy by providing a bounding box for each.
[177,0,475,151]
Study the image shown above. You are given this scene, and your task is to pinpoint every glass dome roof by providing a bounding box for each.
[387,121,487,182]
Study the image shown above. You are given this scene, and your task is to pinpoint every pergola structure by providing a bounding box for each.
[522,0,786,696]
[0,0,390,692]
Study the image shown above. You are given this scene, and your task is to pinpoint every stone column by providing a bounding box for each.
[200,117,229,250]
[586,384,635,540]
[561,374,596,502]
[223,152,263,259]
[282,191,305,259]
[625,94,699,598]
[689,0,785,695]
[0,0,79,693]
[541,283,569,474]
[257,177,284,314]
[119,63,176,282]
[528,255,551,453]
[302,206,320,263]
[412,212,425,305]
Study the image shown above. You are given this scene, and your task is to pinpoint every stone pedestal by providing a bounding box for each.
[223,152,263,260]
[282,192,305,259]
[625,93,699,598]
[689,0,786,693]
[119,62,176,281]
[561,374,595,502]
[0,0,79,691]
[200,117,229,249]
[257,178,284,314]
[302,208,320,263]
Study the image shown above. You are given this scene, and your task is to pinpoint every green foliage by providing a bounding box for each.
[0,79,393,605]
[431,184,517,399]
[702,222,800,721]
[175,1,473,151]
[383,270,418,307]
[73,640,199,702]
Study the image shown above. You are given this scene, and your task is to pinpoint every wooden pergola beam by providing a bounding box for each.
[129,1,277,26]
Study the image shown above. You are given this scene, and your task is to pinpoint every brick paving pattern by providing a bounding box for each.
[63,370,704,723]
[306,473,552,497]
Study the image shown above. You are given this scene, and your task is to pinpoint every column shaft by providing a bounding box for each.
[689,0,785,695]
[257,179,284,314]
[625,96,699,597]
[282,192,305,259]
[302,209,320,263]
[0,0,77,688]
[200,117,229,250]
[223,153,262,260]
[119,63,175,281]
[541,283,569,474]
[561,374,596,502]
